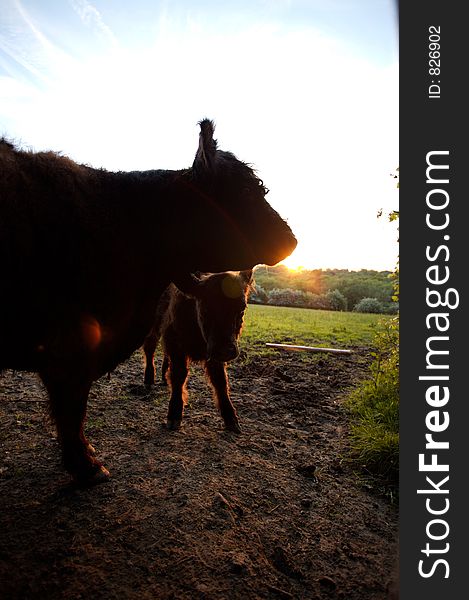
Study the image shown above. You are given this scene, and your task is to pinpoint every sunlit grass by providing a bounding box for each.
[242,304,386,355]
[345,317,399,499]
[236,303,399,499]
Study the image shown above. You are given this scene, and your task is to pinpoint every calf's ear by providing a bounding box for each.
[240,269,253,284]
[193,118,217,173]
[173,272,204,297]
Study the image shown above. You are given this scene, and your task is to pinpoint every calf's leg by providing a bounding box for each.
[41,373,109,485]
[205,359,241,433]
[166,354,189,430]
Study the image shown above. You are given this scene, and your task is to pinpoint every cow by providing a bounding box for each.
[143,270,252,433]
[0,119,297,485]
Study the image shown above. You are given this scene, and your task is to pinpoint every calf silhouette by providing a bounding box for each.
[143,271,252,433]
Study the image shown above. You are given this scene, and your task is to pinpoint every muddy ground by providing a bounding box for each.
[0,347,398,599]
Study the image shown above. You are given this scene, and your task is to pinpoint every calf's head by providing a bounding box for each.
[182,120,297,273]
[181,270,253,362]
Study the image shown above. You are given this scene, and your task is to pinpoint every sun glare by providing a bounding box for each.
[280,251,306,272]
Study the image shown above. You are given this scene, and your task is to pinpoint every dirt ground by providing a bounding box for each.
[0,346,398,599]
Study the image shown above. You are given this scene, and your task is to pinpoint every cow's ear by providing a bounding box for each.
[173,272,204,297]
[240,269,253,284]
[193,118,217,173]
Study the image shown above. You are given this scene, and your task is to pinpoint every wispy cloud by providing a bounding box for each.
[69,0,119,48]
[0,1,77,86]
[15,0,62,56]
[0,35,50,84]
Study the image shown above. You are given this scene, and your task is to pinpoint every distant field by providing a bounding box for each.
[242,304,387,353]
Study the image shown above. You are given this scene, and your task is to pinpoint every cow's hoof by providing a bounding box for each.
[225,421,242,434]
[166,419,182,431]
[72,464,110,488]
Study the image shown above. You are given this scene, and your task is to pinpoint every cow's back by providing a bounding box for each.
[1,143,94,364]
[0,142,167,374]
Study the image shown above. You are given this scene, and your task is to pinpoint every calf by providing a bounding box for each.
[143,271,252,433]
[0,119,296,485]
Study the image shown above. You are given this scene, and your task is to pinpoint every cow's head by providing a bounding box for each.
[185,119,297,272]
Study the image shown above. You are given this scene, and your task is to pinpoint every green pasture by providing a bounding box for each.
[241,304,398,500]
[242,304,387,354]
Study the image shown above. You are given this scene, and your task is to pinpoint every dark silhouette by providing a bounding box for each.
[143,271,252,433]
[143,286,173,388]
[0,120,296,485]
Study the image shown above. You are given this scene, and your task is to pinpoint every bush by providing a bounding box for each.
[267,288,306,307]
[304,292,330,310]
[353,297,384,314]
[382,302,399,315]
[325,288,348,311]
[249,283,269,304]
[265,287,348,311]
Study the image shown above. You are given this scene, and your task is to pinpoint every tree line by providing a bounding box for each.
[251,265,397,314]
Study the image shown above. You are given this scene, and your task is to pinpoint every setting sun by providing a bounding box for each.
[280,252,306,272]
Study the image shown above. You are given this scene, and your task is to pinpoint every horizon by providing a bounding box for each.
[255,264,394,274]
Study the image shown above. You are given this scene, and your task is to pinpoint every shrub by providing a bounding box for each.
[304,292,330,310]
[267,288,305,307]
[325,288,348,311]
[353,297,384,314]
[249,283,269,304]
[262,287,357,312]
[382,302,399,315]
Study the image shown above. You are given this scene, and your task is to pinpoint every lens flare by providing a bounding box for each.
[81,316,102,350]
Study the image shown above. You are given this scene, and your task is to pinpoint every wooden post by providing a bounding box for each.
[265,343,352,355]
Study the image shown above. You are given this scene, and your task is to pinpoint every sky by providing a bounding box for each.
[0,0,399,271]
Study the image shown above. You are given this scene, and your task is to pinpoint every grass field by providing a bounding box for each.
[242,304,387,353]
[242,304,399,498]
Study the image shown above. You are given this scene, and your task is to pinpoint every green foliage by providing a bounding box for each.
[253,266,394,311]
[240,303,398,498]
[345,316,399,495]
[267,288,330,310]
[353,297,384,314]
[346,191,399,499]
[249,283,269,304]
[325,288,347,311]
[382,302,399,315]
[251,285,354,312]
[253,264,325,294]
[324,270,393,308]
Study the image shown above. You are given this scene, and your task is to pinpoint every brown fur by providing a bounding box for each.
[143,271,252,432]
[0,120,296,484]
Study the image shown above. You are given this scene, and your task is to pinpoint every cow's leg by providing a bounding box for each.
[166,354,189,430]
[41,373,109,485]
[205,359,241,433]
[143,330,159,386]
[161,354,169,386]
